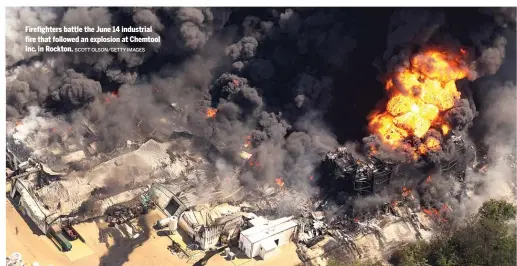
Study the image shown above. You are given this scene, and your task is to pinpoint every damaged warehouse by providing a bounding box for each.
[179,204,244,250]
[6,136,210,233]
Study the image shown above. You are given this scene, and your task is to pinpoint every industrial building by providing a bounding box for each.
[178,204,244,250]
[6,138,203,233]
[239,216,298,259]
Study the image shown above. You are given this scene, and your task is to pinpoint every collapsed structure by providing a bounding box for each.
[7,136,210,234]
[319,132,475,200]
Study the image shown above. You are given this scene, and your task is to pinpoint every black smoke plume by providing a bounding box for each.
[6,8,516,221]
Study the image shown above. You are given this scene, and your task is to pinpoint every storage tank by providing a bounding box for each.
[168,216,178,234]
[156,217,172,229]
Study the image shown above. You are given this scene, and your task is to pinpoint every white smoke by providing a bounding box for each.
[10,106,63,154]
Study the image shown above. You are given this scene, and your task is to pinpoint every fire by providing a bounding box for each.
[244,135,252,148]
[441,124,450,135]
[105,91,119,104]
[206,107,217,118]
[425,175,432,184]
[422,208,434,217]
[441,203,451,212]
[232,79,240,86]
[369,49,468,156]
[15,120,22,126]
[248,158,261,169]
[423,203,451,223]
[402,186,412,197]
[275,177,285,188]
[418,137,441,155]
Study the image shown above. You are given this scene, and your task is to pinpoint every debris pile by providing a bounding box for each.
[105,196,154,226]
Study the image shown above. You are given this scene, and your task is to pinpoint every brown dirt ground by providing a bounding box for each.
[6,199,301,266]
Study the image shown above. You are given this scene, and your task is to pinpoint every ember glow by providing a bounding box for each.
[206,107,217,118]
[275,177,285,187]
[402,186,412,197]
[368,49,469,155]
[423,204,451,223]
[244,135,252,148]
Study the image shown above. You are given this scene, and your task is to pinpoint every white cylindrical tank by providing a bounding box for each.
[168,216,178,234]
[157,217,172,228]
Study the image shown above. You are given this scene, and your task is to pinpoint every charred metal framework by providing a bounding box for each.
[321,147,395,196]
[320,133,474,197]
[7,136,32,172]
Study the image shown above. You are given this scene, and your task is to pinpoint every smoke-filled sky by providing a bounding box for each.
[6,7,516,199]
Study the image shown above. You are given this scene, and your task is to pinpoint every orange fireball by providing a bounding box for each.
[369,49,468,155]
[275,177,285,187]
[206,107,217,118]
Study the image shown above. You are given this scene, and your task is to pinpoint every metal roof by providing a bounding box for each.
[241,216,297,244]
[260,238,277,251]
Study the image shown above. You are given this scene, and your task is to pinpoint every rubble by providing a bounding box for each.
[105,196,154,226]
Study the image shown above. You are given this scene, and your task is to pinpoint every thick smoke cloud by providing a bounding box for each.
[5,7,516,220]
[50,69,102,109]
[6,7,61,66]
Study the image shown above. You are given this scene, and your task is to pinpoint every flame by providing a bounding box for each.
[15,120,22,126]
[441,124,450,135]
[232,79,240,86]
[391,201,398,207]
[417,136,441,155]
[425,175,432,184]
[248,158,261,169]
[422,208,434,217]
[423,204,450,223]
[105,91,118,104]
[244,135,252,148]
[275,177,285,187]
[206,107,217,118]
[402,186,412,197]
[369,49,468,156]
